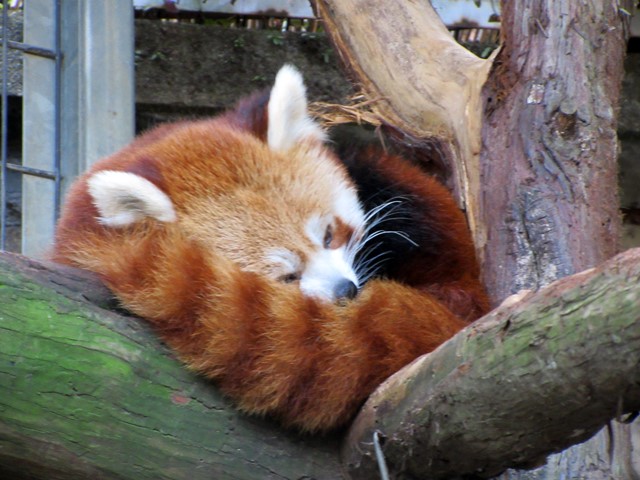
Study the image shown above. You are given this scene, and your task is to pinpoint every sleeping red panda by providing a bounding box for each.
[52,65,489,432]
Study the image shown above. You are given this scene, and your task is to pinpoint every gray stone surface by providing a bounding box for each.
[0,10,23,97]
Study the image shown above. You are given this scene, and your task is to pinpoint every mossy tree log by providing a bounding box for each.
[343,247,640,479]
[0,252,343,480]
[2,247,640,479]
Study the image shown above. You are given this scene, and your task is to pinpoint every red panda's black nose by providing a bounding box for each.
[334,280,358,300]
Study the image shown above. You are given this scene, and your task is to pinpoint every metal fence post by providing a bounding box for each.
[21,0,134,257]
[21,0,58,257]
[60,0,135,176]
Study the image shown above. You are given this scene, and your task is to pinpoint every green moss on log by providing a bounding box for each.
[344,249,640,479]
[0,253,343,480]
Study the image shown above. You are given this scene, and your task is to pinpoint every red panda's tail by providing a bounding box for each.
[57,222,465,432]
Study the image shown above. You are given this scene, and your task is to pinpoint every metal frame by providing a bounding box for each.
[1,0,134,256]
[0,0,61,251]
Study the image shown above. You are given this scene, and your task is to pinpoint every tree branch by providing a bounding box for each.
[312,0,494,239]
[0,252,343,480]
[342,247,640,479]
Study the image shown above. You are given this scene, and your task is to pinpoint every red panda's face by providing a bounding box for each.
[169,137,366,302]
[84,65,366,303]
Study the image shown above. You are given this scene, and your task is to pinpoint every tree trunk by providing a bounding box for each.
[313,0,634,478]
[480,0,626,300]
[0,252,344,480]
[479,2,633,479]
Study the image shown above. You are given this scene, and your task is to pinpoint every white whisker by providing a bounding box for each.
[349,195,421,287]
[355,250,391,273]
[357,258,391,284]
[358,257,394,284]
[362,200,402,224]
[379,230,419,247]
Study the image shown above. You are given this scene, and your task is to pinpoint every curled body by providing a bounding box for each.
[53,66,489,432]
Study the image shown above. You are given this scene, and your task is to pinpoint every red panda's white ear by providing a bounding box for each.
[267,64,325,151]
[87,170,176,227]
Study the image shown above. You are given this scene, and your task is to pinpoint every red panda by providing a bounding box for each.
[52,65,489,432]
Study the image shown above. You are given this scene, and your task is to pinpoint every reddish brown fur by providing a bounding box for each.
[352,148,490,321]
[53,88,488,432]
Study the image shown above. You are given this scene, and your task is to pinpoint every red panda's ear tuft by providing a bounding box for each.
[87,170,176,227]
[267,64,325,152]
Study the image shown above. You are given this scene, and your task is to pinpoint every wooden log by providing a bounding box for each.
[0,252,343,480]
[343,248,640,479]
[3,249,640,479]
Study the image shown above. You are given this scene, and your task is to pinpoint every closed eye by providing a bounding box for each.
[266,248,302,283]
[279,272,301,283]
[323,224,333,249]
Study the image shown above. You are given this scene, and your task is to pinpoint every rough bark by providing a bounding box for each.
[478,2,632,479]
[343,247,640,479]
[0,252,343,480]
[480,0,627,299]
